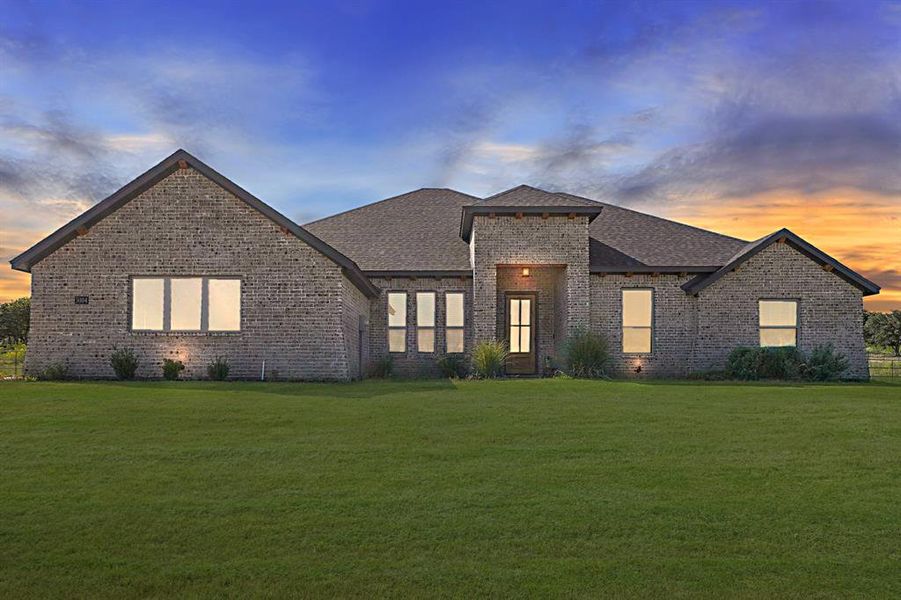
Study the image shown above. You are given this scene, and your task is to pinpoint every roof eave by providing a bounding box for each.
[591,266,719,274]
[8,149,380,298]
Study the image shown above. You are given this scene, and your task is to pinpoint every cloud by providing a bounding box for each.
[615,113,901,202]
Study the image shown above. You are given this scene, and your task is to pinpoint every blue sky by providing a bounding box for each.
[2,0,900,307]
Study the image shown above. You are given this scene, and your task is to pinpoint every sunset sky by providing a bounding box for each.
[1,0,899,310]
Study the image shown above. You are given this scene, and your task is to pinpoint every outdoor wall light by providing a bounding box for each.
[521,267,530,277]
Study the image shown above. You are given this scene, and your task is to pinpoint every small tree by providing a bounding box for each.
[865,311,901,356]
[0,297,30,343]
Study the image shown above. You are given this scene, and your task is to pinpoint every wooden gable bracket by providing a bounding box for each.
[542,212,549,220]
[650,272,660,278]
[822,264,834,272]
[177,160,189,170]
[777,236,787,244]
[76,226,89,237]
[515,212,523,220]
[678,271,687,277]
[568,212,576,220]
[489,212,496,219]
[280,225,292,237]
[624,272,633,278]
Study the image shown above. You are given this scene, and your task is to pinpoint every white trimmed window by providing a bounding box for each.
[622,289,653,353]
[387,292,407,353]
[759,300,798,347]
[131,277,241,332]
[417,292,436,353]
[446,292,465,353]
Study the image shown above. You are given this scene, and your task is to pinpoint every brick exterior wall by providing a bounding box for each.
[590,274,697,377]
[691,242,868,378]
[341,277,371,380]
[470,215,590,350]
[367,276,473,377]
[26,168,362,381]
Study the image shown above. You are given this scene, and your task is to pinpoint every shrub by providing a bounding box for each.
[726,347,759,380]
[561,329,610,378]
[207,356,230,381]
[368,356,393,378]
[471,340,507,378]
[726,346,803,380]
[162,359,185,380]
[758,347,803,380]
[38,363,69,381]
[110,347,139,380]
[802,344,849,381]
[436,355,467,379]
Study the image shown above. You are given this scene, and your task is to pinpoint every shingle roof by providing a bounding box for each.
[305,188,478,271]
[480,185,600,207]
[307,185,747,272]
[586,201,748,267]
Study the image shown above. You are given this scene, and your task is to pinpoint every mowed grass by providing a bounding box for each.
[1,380,899,598]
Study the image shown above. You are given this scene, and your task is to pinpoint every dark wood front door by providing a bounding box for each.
[506,293,537,375]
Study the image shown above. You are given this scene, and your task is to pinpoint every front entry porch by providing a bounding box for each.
[495,265,567,376]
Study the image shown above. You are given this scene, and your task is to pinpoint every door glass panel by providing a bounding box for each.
[520,299,530,325]
[510,324,520,352]
[510,299,520,325]
[520,324,530,353]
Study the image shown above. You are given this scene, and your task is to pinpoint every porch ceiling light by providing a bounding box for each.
[521,267,530,277]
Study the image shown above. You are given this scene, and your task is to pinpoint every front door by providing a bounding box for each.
[506,293,537,375]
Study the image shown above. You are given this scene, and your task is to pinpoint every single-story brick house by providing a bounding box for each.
[12,150,880,380]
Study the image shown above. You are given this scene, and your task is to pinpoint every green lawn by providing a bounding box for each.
[1,380,899,598]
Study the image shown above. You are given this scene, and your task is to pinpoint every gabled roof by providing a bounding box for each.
[682,228,881,296]
[306,188,479,271]
[10,149,379,298]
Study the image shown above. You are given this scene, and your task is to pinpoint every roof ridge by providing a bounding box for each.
[304,187,479,226]
[479,183,550,203]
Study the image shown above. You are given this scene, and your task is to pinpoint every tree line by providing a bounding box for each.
[0,297,30,344]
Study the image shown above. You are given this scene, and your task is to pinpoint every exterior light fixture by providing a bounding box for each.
[521,267,530,277]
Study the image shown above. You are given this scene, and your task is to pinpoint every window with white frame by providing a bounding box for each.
[131,277,241,332]
[759,300,798,347]
[387,292,407,353]
[446,292,465,353]
[622,289,653,353]
[417,292,436,353]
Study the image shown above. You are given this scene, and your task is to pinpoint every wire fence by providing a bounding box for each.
[869,355,901,379]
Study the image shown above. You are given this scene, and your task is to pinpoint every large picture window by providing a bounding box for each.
[131,277,241,332]
[759,300,798,347]
[622,289,653,353]
[387,292,407,353]
[416,292,436,353]
[445,292,465,353]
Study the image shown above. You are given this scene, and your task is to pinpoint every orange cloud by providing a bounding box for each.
[665,189,901,311]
